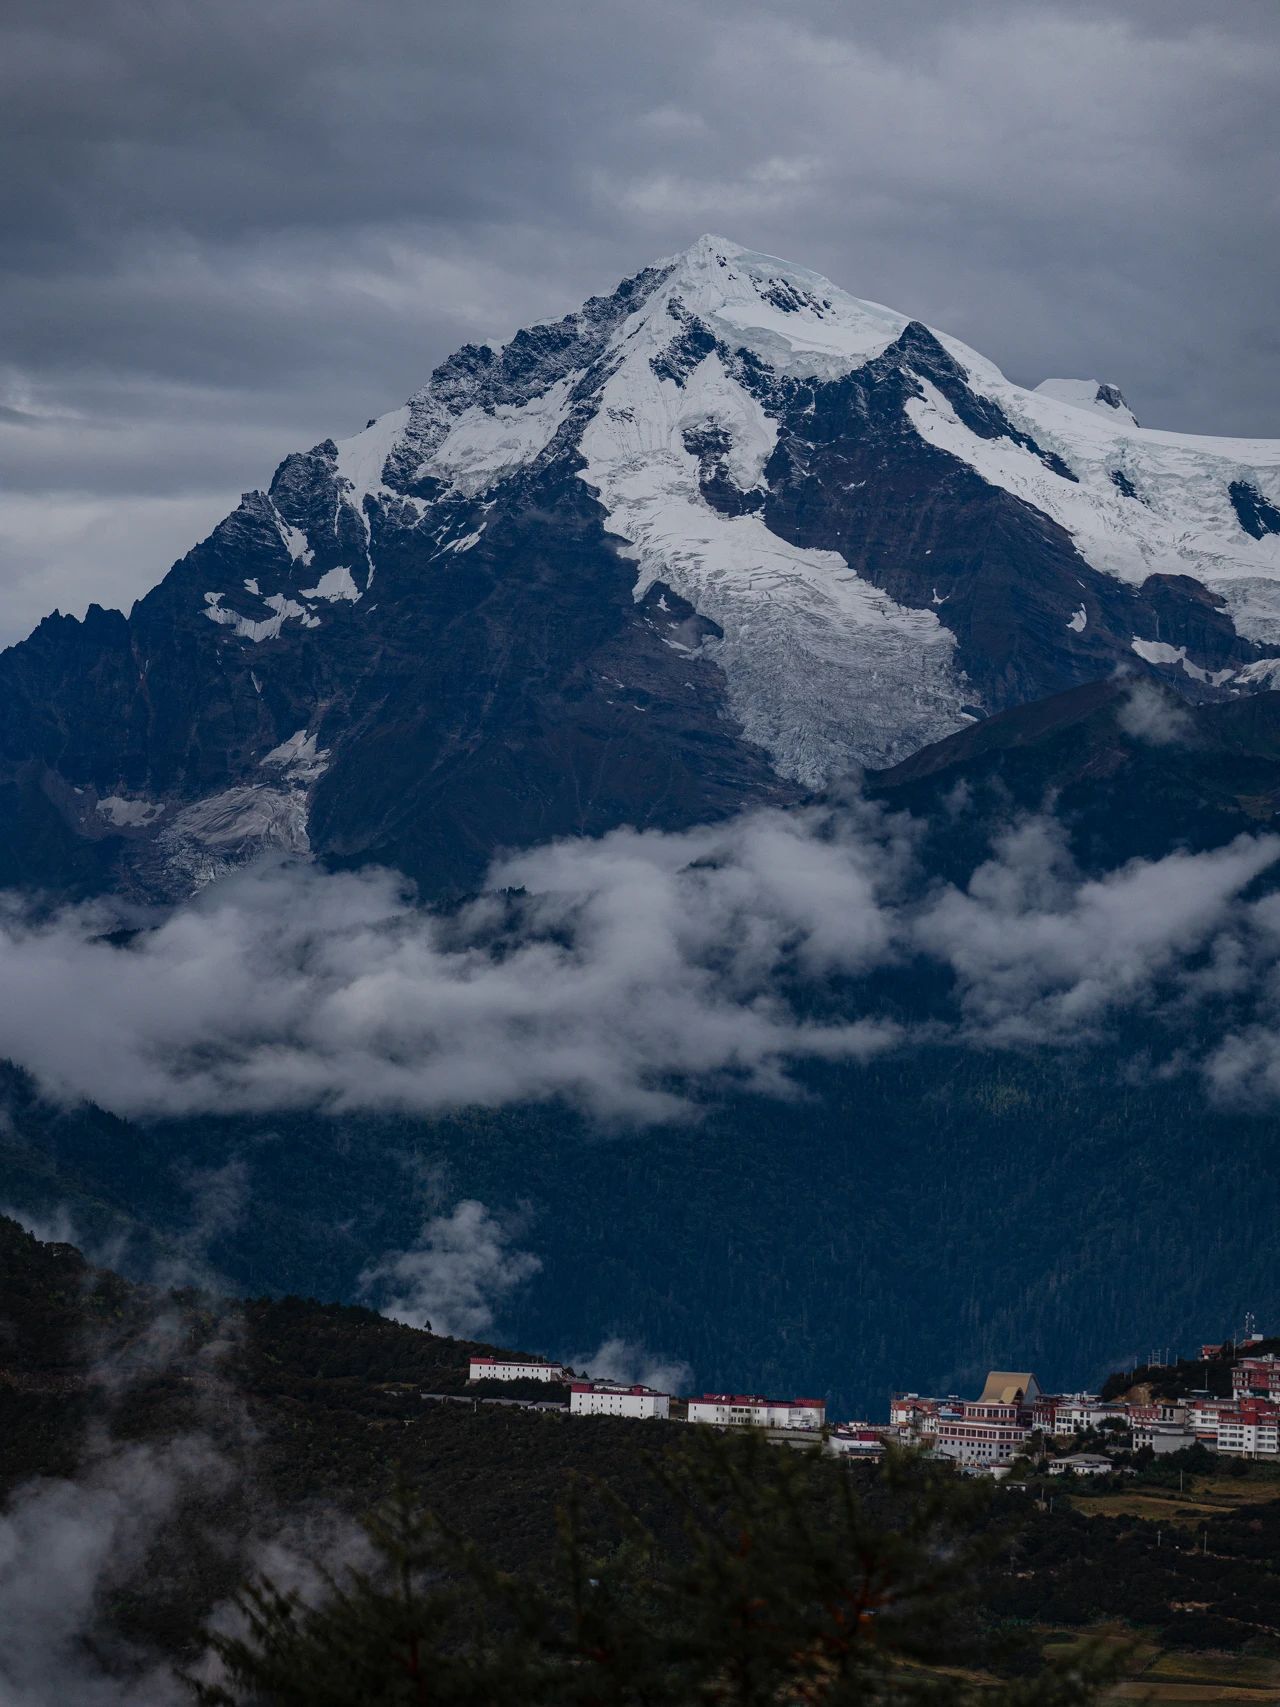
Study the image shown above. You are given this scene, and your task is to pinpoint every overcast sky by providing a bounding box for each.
[2,0,1277,645]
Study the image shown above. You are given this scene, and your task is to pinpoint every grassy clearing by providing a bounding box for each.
[1064,1471,1280,1526]
[1072,1493,1233,1524]
[1144,1653,1280,1685]
[1042,1626,1280,1705]
[1194,1475,1280,1507]
[1111,1687,1280,1703]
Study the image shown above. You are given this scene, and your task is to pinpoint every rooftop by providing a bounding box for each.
[694,1394,825,1409]
[977,1371,1040,1405]
[571,1381,667,1397]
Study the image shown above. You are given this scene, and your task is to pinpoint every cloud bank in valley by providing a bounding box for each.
[0,791,1278,1125]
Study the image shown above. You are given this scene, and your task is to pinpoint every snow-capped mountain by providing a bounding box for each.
[3,235,1280,900]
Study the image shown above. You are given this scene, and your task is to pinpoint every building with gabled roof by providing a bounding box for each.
[936,1370,1039,1466]
[977,1372,1041,1406]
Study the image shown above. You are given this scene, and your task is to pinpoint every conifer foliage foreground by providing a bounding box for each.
[191,1436,1114,1706]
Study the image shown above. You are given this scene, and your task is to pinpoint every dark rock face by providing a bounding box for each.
[869,678,1280,874]
[0,463,793,901]
[304,473,794,895]
[1095,381,1136,421]
[1231,480,1280,540]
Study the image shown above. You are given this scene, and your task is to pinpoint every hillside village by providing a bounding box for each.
[468,1331,1280,1473]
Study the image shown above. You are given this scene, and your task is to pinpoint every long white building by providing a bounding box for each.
[569,1381,670,1419]
[687,1394,826,1430]
[468,1356,567,1383]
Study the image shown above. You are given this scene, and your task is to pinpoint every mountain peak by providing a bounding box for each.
[4,234,1279,909]
[672,231,746,260]
[1034,376,1139,427]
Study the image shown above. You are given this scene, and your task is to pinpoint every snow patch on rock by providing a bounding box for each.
[300,565,361,603]
[96,795,165,828]
[418,377,575,497]
[202,589,308,643]
[1131,637,1233,687]
[270,501,315,566]
[334,406,412,535]
[159,787,311,891]
[1234,657,1280,689]
[261,729,331,783]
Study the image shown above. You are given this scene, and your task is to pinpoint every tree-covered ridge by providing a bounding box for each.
[194,1436,1117,1706]
[3,1215,1280,1700]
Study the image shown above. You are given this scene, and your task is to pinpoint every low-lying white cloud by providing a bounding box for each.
[573,1336,694,1396]
[358,1200,541,1339]
[1115,679,1197,746]
[0,1438,223,1706]
[0,793,1278,1123]
[914,819,1280,1043]
[0,797,909,1122]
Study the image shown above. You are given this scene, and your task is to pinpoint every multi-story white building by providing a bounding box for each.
[1047,1395,1127,1436]
[468,1356,567,1383]
[935,1372,1039,1465]
[687,1394,826,1430]
[1217,1401,1279,1457]
[1185,1396,1230,1441]
[569,1381,670,1419]
[1233,1356,1280,1401]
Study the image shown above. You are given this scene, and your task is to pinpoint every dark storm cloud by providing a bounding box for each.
[2,0,1278,641]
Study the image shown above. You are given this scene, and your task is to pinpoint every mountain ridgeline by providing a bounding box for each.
[2,236,1279,901]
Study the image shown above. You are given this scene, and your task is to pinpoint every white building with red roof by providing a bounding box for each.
[687,1394,826,1430]
[1233,1355,1280,1401]
[468,1356,567,1383]
[569,1381,670,1419]
[1217,1399,1280,1457]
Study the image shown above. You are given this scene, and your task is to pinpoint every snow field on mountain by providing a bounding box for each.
[907,373,1280,646]
[578,291,969,781]
[418,375,575,497]
[334,405,412,524]
[1033,377,1139,426]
